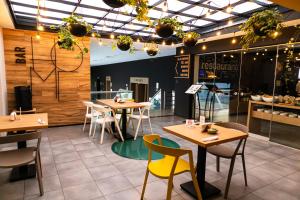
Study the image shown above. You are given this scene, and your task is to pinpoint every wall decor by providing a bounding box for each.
[174,55,190,78]
[15,47,26,64]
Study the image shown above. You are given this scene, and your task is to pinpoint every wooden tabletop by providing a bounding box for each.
[0,113,48,132]
[97,99,145,109]
[163,124,248,148]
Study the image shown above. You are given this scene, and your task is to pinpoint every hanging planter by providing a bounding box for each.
[155,18,183,38]
[103,0,125,8]
[63,14,93,37]
[112,35,135,53]
[146,49,158,56]
[240,9,283,49]
[183,32,200,47]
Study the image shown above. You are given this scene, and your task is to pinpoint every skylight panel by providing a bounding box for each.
[39,18,62,25]
[124,23,145,30]
[105,13,132,21]
[204,0,240,8]
[132,19,148,25]
[114,29,134,34]
[80,0,112,9]
[232,2,261,13]
[75,7,107,18]
[182,26,195,31]
[43,1,75,12]
[177,15,193,23]
[148,9,164,19]
[206,11,232,20]
[97,21,124,27]
[256,0,273,5]
[82,17,99,24]
[15,13,35,19]
[183,6,208,16]
[148,0,160,6]
[12,5,36,15]
[157,1,190,12]
[190,19,211,26]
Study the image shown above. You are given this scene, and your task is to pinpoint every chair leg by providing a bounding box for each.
[36,157,44,196]
[166,176,174,200]
[100,123,105,144]
[141,120,144,134]
[224,157,236,199]
[216,156,220,172]
[134,118,142,140]
[38,151,43,177]
[241,154,248,186]
[82,117,87,132]
[88,120,93,137]
[140,169,149,200]
[190,170,203,200]
[114,120,124,142]
[92,123,97,138]
[148,117,153,133]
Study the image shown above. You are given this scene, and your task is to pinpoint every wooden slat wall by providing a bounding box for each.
[3,28,90,126]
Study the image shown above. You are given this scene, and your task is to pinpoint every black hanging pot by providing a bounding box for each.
[147,49,158,56]
[253,23,268,37]
[103,0,125,8]
[183,38,198,47]
[117,42,131,51]
[155,23,174,38]
[69,23,87,37]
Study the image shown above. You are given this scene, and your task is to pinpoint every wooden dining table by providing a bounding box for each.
[0,113,48,181]
[163,124,248,199]
[97,99,145,140]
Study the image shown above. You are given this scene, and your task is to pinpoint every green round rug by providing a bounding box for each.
[111,136,180,160]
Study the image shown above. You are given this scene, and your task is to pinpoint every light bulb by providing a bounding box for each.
[223,54,226,57]
[162,41,166,45]
[253,57,256,61]
[206,9,211,17]
[98,40,103,45]
[36,33,41,40]
[273,31,279,38]
[228,20,233,25]
[37,15,42,21]
[265,49,268,52]
[137,38,140,43]
[202,45,207,50]
[91,33,96,37]
[152,33,155,37]
[171,42,174,46]
[187,33,192,38]
[231,38,236,44]
[180,49,184,54]
[110,34,115,39]
[226,4,233,13]
[256,52,259,55]
[162,1,168,12]
[37,25,44,31]
[216,31,221,36]
[128,23,134,29]
[144,47,148,51]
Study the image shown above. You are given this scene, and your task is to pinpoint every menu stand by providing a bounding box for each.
[185,84,206,121]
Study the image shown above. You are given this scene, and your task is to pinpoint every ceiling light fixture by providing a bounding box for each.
[162,0,168,12]
[226,4,233,13]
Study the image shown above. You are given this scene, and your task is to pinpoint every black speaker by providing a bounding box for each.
[14,86,32,111]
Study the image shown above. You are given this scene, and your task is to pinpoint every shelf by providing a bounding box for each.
[249,100,300,110]
[252,111,300,127]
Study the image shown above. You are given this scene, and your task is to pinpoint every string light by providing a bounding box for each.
[98,40,103,46]
[152,33,155,37]
[253,57,256,61]
[216,31,221,36]
[228,20,233,25]
[243,51,246,54]
[231,38,237,44]
[223,54,226,57]
[36,33,41,40]
[162,40,166,45]
[110,34,115,39]
[256,52,259,55]
[144,46,148,51]
[171,42,174,46]
[226,4,233,13]
[37,15,42,21]
[230,55,234,58]
[202,45,207,50]
[162,0,168,12]
[91,32,96,37]
[37,25,44,31]
[273,31,279,38]
[128,22,134,29]
[206,9,211,17]
[180,49,184,54]
[137,38,140,43]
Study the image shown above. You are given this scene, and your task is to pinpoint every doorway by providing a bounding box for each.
[130,77,149,102]
[105,76,112,99]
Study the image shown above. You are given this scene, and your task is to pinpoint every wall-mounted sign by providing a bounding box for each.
[130,77,149,84]
[15,47,26,64]
[174,55,190,78]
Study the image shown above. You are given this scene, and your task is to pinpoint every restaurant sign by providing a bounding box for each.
[15,47,26,64]
[174,55,190,78]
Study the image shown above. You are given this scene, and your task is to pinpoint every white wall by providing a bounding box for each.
[0,28,7,115]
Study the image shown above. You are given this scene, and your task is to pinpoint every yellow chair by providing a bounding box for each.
[141,134,202,200]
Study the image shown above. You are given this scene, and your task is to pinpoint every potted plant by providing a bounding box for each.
[63,14,93,37]
[104,0,150,22]
[155,17,183,38]
[103,0,125,8]
[117,35,133,51]
[240,9,283,49]
[145,42,159,56]
[183,32,200,47]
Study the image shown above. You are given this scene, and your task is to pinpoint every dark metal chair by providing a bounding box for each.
[207,122,248,199]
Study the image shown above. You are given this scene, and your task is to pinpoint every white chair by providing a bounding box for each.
[129,102,153,140]
[82,101,94,132]
[92,104,124,144]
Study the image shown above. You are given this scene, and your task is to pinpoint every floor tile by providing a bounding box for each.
[105,188,141,200]
[88,164,121,180]
[63,182,103,200]
[96,174,133,195]
[54,152,80,164]
[58,169,93,188]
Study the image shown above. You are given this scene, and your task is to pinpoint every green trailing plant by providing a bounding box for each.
[120,0,150,22]
[63,14,93,33]
[183,32,200,41]
[112,35,135,53]
[240,9,283,49]
[156,17,184,37]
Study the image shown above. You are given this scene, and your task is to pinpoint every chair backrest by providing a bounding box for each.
[92,104,112,117]
[83,101,94,114]
[143,134,188,158]
[215,122,248,154]
[139,102,151,116]
[0,131,42,149]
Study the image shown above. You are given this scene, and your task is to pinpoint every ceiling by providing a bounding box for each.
[7,0,281,39]
[90,38,176,66]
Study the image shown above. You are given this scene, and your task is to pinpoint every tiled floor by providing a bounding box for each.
[0,116,300,200]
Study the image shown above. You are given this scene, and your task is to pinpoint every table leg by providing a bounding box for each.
[121,109,133,140]
[10,131,36,182]
[180,146,221,199]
